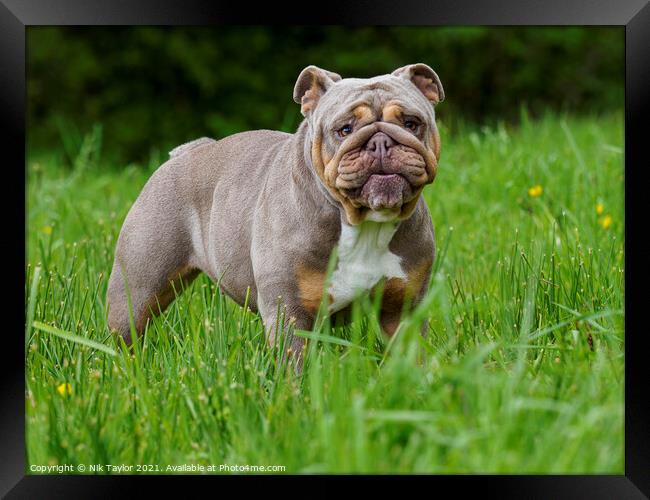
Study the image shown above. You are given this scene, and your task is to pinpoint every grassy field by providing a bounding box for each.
[25,112,624,474]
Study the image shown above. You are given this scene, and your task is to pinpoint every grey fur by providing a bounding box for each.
[169,137,216,158]
[106,64,444,370]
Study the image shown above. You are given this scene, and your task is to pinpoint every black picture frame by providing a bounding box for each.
[3,0,648,497]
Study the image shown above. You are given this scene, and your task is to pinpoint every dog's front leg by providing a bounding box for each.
[380,260,433,338]
[256,289,313,374]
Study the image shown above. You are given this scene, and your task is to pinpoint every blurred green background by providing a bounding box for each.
[27,26,623,164]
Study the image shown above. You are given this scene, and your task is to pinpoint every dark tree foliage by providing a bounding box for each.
[27,26,623,164]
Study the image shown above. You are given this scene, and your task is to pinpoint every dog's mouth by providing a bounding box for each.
[357,173,410,210]
[335,141,427,211]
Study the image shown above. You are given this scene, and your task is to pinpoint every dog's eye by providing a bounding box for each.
[338,124,353,137]
[404,120,419,131]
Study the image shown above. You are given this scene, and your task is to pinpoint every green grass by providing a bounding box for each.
[25,111,624,474]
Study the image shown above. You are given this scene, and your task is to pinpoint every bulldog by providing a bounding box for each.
[106,63,444,369]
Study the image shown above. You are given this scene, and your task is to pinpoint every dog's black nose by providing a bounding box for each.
[365,132,395,159]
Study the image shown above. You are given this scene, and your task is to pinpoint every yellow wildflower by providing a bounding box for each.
[56,383,72,397]
[596,203,604,215]
[528,185,543,198]
[42,225,53,235]
[599,214,612,229]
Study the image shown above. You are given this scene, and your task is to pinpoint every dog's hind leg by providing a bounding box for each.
[107,257,199,345]
[106,169,202,345]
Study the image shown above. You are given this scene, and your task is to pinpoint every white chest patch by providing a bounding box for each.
[328,221,406,313]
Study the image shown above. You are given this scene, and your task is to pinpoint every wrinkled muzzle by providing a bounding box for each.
[323,122,438,213]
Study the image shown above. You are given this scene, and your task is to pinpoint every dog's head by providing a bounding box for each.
[294,63,444,224]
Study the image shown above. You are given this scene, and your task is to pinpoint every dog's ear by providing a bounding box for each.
[293,65,342,116]
[392,63,445,105]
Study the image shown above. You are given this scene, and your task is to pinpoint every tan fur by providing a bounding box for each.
[378,259,432,336]
[406,259,433,297]
[380,312,402,336]
[382,103,403,123]
[311,135,326,179]
[412,74,440,104]
[296,264,328,315]
[301,72,326,114]
[353,105,375,124]
[432,128,441,161]
[381,259,431,308]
